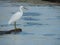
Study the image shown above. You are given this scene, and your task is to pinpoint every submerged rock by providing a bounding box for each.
[0,28,22,35]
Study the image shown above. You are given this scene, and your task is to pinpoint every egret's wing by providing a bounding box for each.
[8,12,22,24]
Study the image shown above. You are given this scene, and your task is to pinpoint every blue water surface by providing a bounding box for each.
[0,2,60,45]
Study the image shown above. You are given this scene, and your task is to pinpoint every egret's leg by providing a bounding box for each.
[14,22,17,34]
[14,22,17,29]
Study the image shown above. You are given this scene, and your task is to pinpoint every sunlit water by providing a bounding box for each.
[0,2,60,45]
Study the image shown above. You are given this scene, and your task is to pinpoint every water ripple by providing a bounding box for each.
[0,24,21,27]
[23,22,43,26]
[23,12,40,16]
[57,16,60,19]
[19,31,34,35]
[43,34,56,36]
[26,22,42,25]
[56,38,60,40]
[22,17,39,21]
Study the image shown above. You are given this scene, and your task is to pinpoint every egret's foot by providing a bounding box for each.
[10,28,22,34]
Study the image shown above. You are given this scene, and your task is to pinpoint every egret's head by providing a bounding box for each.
[20,6,23,9]
[19,6,28,11]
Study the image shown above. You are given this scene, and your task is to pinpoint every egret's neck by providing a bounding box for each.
[20,8,23,13]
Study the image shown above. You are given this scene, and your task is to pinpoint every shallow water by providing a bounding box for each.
[0,2,60,45]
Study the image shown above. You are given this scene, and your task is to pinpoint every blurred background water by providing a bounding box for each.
[0,2,60,45]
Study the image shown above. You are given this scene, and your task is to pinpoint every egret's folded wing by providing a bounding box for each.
[8,12,21,24]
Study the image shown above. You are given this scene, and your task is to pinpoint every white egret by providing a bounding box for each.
[8,6,27,30]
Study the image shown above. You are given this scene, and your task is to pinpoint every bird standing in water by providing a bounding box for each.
[8,6,27,30]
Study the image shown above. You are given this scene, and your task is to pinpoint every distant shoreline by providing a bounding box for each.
[0,1,60,6]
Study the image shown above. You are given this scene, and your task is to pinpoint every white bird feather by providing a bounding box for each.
[8,6,23,24]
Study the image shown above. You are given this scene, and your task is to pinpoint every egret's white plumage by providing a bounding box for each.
[8,6,24,24]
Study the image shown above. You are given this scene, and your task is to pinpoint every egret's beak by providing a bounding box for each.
[24,7,28,10]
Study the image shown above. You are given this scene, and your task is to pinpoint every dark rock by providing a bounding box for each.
[0,28,22,35]
[9,28,22,34]
[0,31,7,35]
